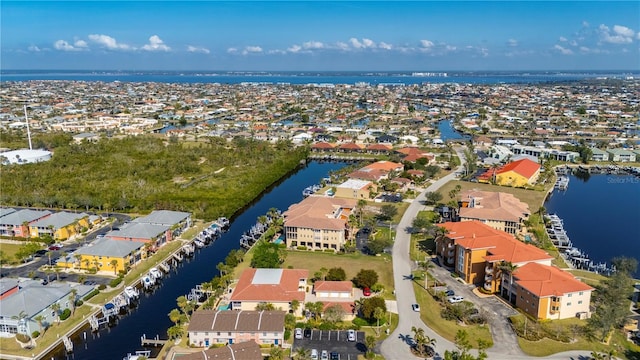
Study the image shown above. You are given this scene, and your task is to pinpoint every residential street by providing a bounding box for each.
[379,147,594,360]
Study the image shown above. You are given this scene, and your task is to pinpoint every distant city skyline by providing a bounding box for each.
[2,1,639,71]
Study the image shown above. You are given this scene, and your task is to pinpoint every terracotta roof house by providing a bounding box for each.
[313,281,354,298]
[311,142,336,152]
[187,310,285,347]
[365,144,392,154]
[283,196,356,252]
[396,147,435,163]
[347,161,403,182]
[230,269,308,315]
[178,341,263,360]
[510,263,593,320]
[435,221,552,293]
[477,158,540,187]
[337,142,363,152]
[458,190,530,235]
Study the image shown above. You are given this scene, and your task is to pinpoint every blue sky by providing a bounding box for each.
[2,1,639,71]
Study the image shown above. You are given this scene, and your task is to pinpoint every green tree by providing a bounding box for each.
[255,302,276,311]
[324,304,346,323]
[425,191,443,205]
[305,301,324,321]
[33,314,46,335]
[294,347,311,360]
[353,269,379,289]
[167,324,184,340]
[412,216,433,234]
[366,236,392,255]
[109,259,119,275]
[68,289,78,315]
[325,267,346,281]
[51,303,61,325]
[361,296,386,320]
[420,260,436,289]
[269,345,284,360]
[250,241,286,268]
[377,204,398,222]
[365,335,377,359]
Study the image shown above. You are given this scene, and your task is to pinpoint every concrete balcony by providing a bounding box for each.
[485,266,493,274]
[484,273,493,282]
[447,249,454,257]
[483,282,492,291]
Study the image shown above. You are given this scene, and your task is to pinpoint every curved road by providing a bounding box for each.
[380,147,593,360]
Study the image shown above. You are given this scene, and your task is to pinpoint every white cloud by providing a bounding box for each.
[53,40,85,52]
[361,38,375,48]
[187,45,210,54]
[141,35,170,51]
[227,47,238,54]
[28,45,42,52]
[507,39,518,47]
[242,46,262,55]
[420,39,434,48]
[599,24,634,44]
[554,44,573,55]
[287,45,302,53]
[74,40,88,48]
[303,41,324,49]
[559,36,568,42]
[613,25,635,37]
[349,38,364,49]
[582,21,590,27]
[336,42,350,51]
[378,42,392,50]
[88,34,131,50]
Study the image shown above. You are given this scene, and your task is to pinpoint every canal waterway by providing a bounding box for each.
[50,160,350,360]
[545,173,640,278]
[437,119,469,142]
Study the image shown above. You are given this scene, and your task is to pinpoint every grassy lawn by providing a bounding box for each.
[0,243,25,265]
[409,211,438,262]
[282,251,395,299]
[359,312,399,342]
[567,269,608,287]
[413,282,493,348]
[437,180,548,211]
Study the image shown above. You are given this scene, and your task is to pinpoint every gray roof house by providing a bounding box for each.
[0,279,94,337]
[0,208,17,219]
[107,222,171,245]
[72,237,145,258]
[133,210,191,227]
[30,211,89,232]
[0,209,51,237]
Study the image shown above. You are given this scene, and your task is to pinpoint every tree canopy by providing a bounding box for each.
[353,269,379,289]
[250,241,286,268]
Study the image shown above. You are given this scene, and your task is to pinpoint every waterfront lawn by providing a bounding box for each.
[437,180,547,211]
[282,251,395,298]
[567,269,607,287]
[413,282,493,347]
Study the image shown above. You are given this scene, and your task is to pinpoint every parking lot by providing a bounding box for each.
[292,329,366,359]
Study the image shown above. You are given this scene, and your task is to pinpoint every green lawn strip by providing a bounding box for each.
[282,251,395,299]
[358,313,399,342]
[413,282,493,348]
[566,269,608,287]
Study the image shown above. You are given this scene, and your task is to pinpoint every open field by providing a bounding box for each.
[0,243,25,265]
[437,180,548,211]
[282,250,395,299]
[413,282,493,347]
[567,269,608,287]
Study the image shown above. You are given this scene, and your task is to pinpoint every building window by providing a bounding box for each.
[567,293,572,297]
[578,300,583,305]
[567,302,572,306]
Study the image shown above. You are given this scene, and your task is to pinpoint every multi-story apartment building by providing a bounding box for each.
[458,190,530,235]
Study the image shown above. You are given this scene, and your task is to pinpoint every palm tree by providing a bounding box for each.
[498,261,518,302]
[411,326,427,356]
[109,259,119,275]
[590,351,605,360]
[33,314,46,335]
[420,260,436,289]
[68,289,78,316]
[365,335,377,358]
[51,303,61,325]
[294,347,311,360]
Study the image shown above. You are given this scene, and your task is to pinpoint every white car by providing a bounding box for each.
[411,303,420,312]
[294,328,303,340]
[311,349,319,360]
[321,350,329,360]
[347,329,356,341]
[448,295,464,304]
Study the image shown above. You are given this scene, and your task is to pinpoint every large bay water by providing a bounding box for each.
[545,173,640,278]
[49,160,349,360]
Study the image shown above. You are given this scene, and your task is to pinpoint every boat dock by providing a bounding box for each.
[554,175,569,190]
[239,211,282,249]
[140,334,168,347]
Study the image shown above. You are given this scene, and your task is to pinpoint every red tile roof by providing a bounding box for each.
[231,268,308,302]
[283,196,356,230]
[479,159,540,181]
[312,142,335,149]
[314,281,353,293]
[338,142,363,150]
[366,144,392,151]
[438,221,552,264]
[513,263,593,297]
[361,161,403,172]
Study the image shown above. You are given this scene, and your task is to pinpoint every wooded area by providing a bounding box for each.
[0,131,307,220]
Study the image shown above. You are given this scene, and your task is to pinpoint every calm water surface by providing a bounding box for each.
[545,173,640,278]
[50,160,349,360]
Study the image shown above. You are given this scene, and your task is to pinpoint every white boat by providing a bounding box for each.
[142,274,155,289]
[194,239,205,248]
[215,217,230,228]
[124,286,139,300]
[149,267,163,280]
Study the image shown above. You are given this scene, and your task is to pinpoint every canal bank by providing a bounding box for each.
[42,160,351,360]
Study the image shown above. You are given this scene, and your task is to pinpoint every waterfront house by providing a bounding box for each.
[56,237,145,273]
[0,279,94,337]
[187,310,285,347]
[348,161,404,182]
[434,221,552,293]
[0,209,51,238]
[590,148,610,162]
[458,190,530,235]
[283,196,356,251]
[29,211,90,240]
[132,210,192,237]
[477,158,540,187]
[608,148,636,162]
[178,340,262,360]
[229,268,308,315]
[334,179,376,200]
[509,263,593,320]
[106,222,172,248]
